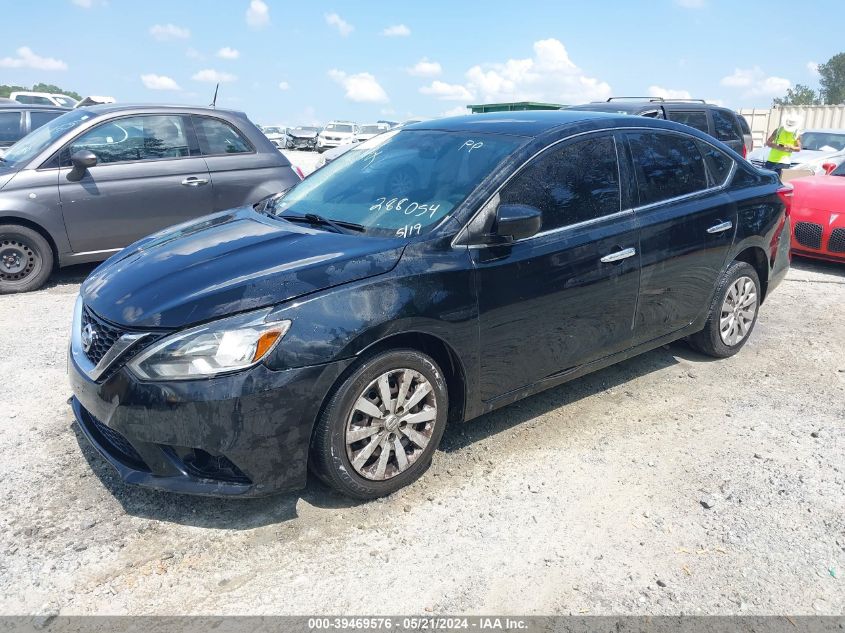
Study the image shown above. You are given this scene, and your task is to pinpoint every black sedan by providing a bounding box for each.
[69,111,791,500]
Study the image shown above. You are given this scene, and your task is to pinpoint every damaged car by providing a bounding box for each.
[285,126,319,151]
[69,111,791,500]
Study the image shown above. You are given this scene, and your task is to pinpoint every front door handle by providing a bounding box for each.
[181,177,209,187]
[600,247,637,263]
[707,220,733,234]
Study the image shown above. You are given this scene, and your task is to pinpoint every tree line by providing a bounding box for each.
[0,83,83,100]
[774,52,845,106]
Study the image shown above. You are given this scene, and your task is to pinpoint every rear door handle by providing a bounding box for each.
[707,220,733,234]
[181,177,209,187]
[600,247,637,263]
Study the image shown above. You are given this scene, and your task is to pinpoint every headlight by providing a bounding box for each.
[127,309,290,381]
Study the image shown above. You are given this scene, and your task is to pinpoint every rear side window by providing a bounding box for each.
[628,131,708,205]
[29,110,63,131]
[667,110,709,133]
[0,111,22,143]
[711,109,741,142]
[499,134,620,232]
[697,140,734,186]
[193,116,252,155]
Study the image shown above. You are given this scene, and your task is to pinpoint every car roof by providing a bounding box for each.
[0,103,69,111]
[74,103,247,117]
[404,110,620,137]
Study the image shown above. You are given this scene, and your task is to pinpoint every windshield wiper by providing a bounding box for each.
[281,213,365,234]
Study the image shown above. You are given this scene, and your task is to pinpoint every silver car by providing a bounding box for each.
[0,104,300,293]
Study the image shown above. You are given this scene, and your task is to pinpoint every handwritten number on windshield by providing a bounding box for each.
[370,198,441,219]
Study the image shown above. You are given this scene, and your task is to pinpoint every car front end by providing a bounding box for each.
[789,173,845,262]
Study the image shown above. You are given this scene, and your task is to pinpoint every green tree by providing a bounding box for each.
[773,84,821,106]
[818,52,845,104]
[0,83,83,100]
[0,84,28,98]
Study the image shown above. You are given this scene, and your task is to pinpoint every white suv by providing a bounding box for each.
[10,91,78,108]
[317,121,358,153]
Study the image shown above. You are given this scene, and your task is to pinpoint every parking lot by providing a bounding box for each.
[1,175,842,617]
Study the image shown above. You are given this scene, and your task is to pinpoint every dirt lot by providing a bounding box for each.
[0,156,842,615]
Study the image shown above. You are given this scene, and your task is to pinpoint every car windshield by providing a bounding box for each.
[264,127,282,134]
[271,129,525,237]
[326,124,353,133]
[360,125,384,134]
[801,132,845,152]
[1,108,94,167]
[51,95,78,108]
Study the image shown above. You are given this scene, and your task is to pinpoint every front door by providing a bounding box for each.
[57,114,213,254]
[472,132,641,401]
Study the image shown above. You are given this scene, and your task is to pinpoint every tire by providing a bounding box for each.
[689,261,761,358]
[310,349,448,500]
[0,224,54,294]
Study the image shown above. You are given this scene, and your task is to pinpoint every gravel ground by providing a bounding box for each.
[0,160,842,615]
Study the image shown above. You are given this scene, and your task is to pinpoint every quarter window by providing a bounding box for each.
[65,115,190,165]
[668,110,709,133]
[499,134,621,232]
[193,116,252,155]
[711,109,741,142]
[0,111,22,143]
[696,140,734,186]
[628,131,708,205]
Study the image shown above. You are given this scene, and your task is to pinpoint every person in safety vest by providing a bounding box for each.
[764,115,802,173]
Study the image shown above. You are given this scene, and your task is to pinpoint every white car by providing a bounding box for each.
[10,91,78,108]
[317,121,358,153]
[356,122,390,143]
[749,128,845,174]
[261,125,288,150]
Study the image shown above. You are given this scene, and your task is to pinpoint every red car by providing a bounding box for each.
[789,162,845,262]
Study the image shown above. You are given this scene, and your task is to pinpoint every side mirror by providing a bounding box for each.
[71,150,97,170]
[494,204,542,242]
[821,162,836,175]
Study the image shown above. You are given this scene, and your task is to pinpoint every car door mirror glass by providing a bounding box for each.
[495,204,542,241]
[71,150,98,170]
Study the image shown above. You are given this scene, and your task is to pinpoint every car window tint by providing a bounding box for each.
[696,140,734,186]
[712,110,740,142]
[0,111,21,142]
[628,131,708,205]
[667,110,709,133]
[499,134,620,232]
[29,110,63,131]
[67,115,190,165]
[193,116,252,155]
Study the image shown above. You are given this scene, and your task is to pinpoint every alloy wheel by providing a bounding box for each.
[345,368,437,481]
[719,276,758,346]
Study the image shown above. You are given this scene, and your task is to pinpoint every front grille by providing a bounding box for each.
[89,415,149,471]
[794,221,823,250]
[81,307,126,365]
[829,228,845,253]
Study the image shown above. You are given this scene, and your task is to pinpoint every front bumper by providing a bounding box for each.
[288,138,316,149]
[69,349,352,497]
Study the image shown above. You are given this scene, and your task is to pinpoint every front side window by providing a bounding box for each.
[0,111,21,143]
[271,129,525,237]
[628,131,708,205]
[65,115,190,165]
[499,134,621,232]
[193,116,251,155]
[712,110,741,142]
[668,110,709,133]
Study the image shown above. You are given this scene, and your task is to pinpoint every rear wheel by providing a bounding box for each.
[0,224,53,294]
[689,261,760,358]
[310,349,448,499]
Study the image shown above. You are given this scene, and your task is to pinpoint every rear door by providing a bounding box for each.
[57,113,213,254]
[472,132,641,400]
[625,130,737,344]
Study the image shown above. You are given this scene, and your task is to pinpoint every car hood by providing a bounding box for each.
[289,130,318,139]
[791,176,845,215]
[749,147,838,164]
[81,207,405,329]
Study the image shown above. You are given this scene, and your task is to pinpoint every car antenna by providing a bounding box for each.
[209,83,219,108]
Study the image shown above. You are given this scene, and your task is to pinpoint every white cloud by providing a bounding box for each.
[382,24,410,37]
[278,81,290,90]
[328,69,388,102]
[721,66,791,96]
[217,47,240,60]
[186,48,203,60]
[420,80,475,101]
[246,0,270,28]
[674,0,706,7]
[440,106,468,118]
[192,69,237,83]
[408,58,442,77]
[648,85,692,100]
[0,47,67,71]
[325,13,353,37]
[807,61,820,76]
[150,23,190,41]
[140,74,181,90]
[419,39,610,105]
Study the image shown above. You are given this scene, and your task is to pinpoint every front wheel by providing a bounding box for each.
[310,349,448,499]
[689,261,761,358]
[0,225,54,294]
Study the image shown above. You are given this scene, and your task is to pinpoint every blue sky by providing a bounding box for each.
[1,0,842,126]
